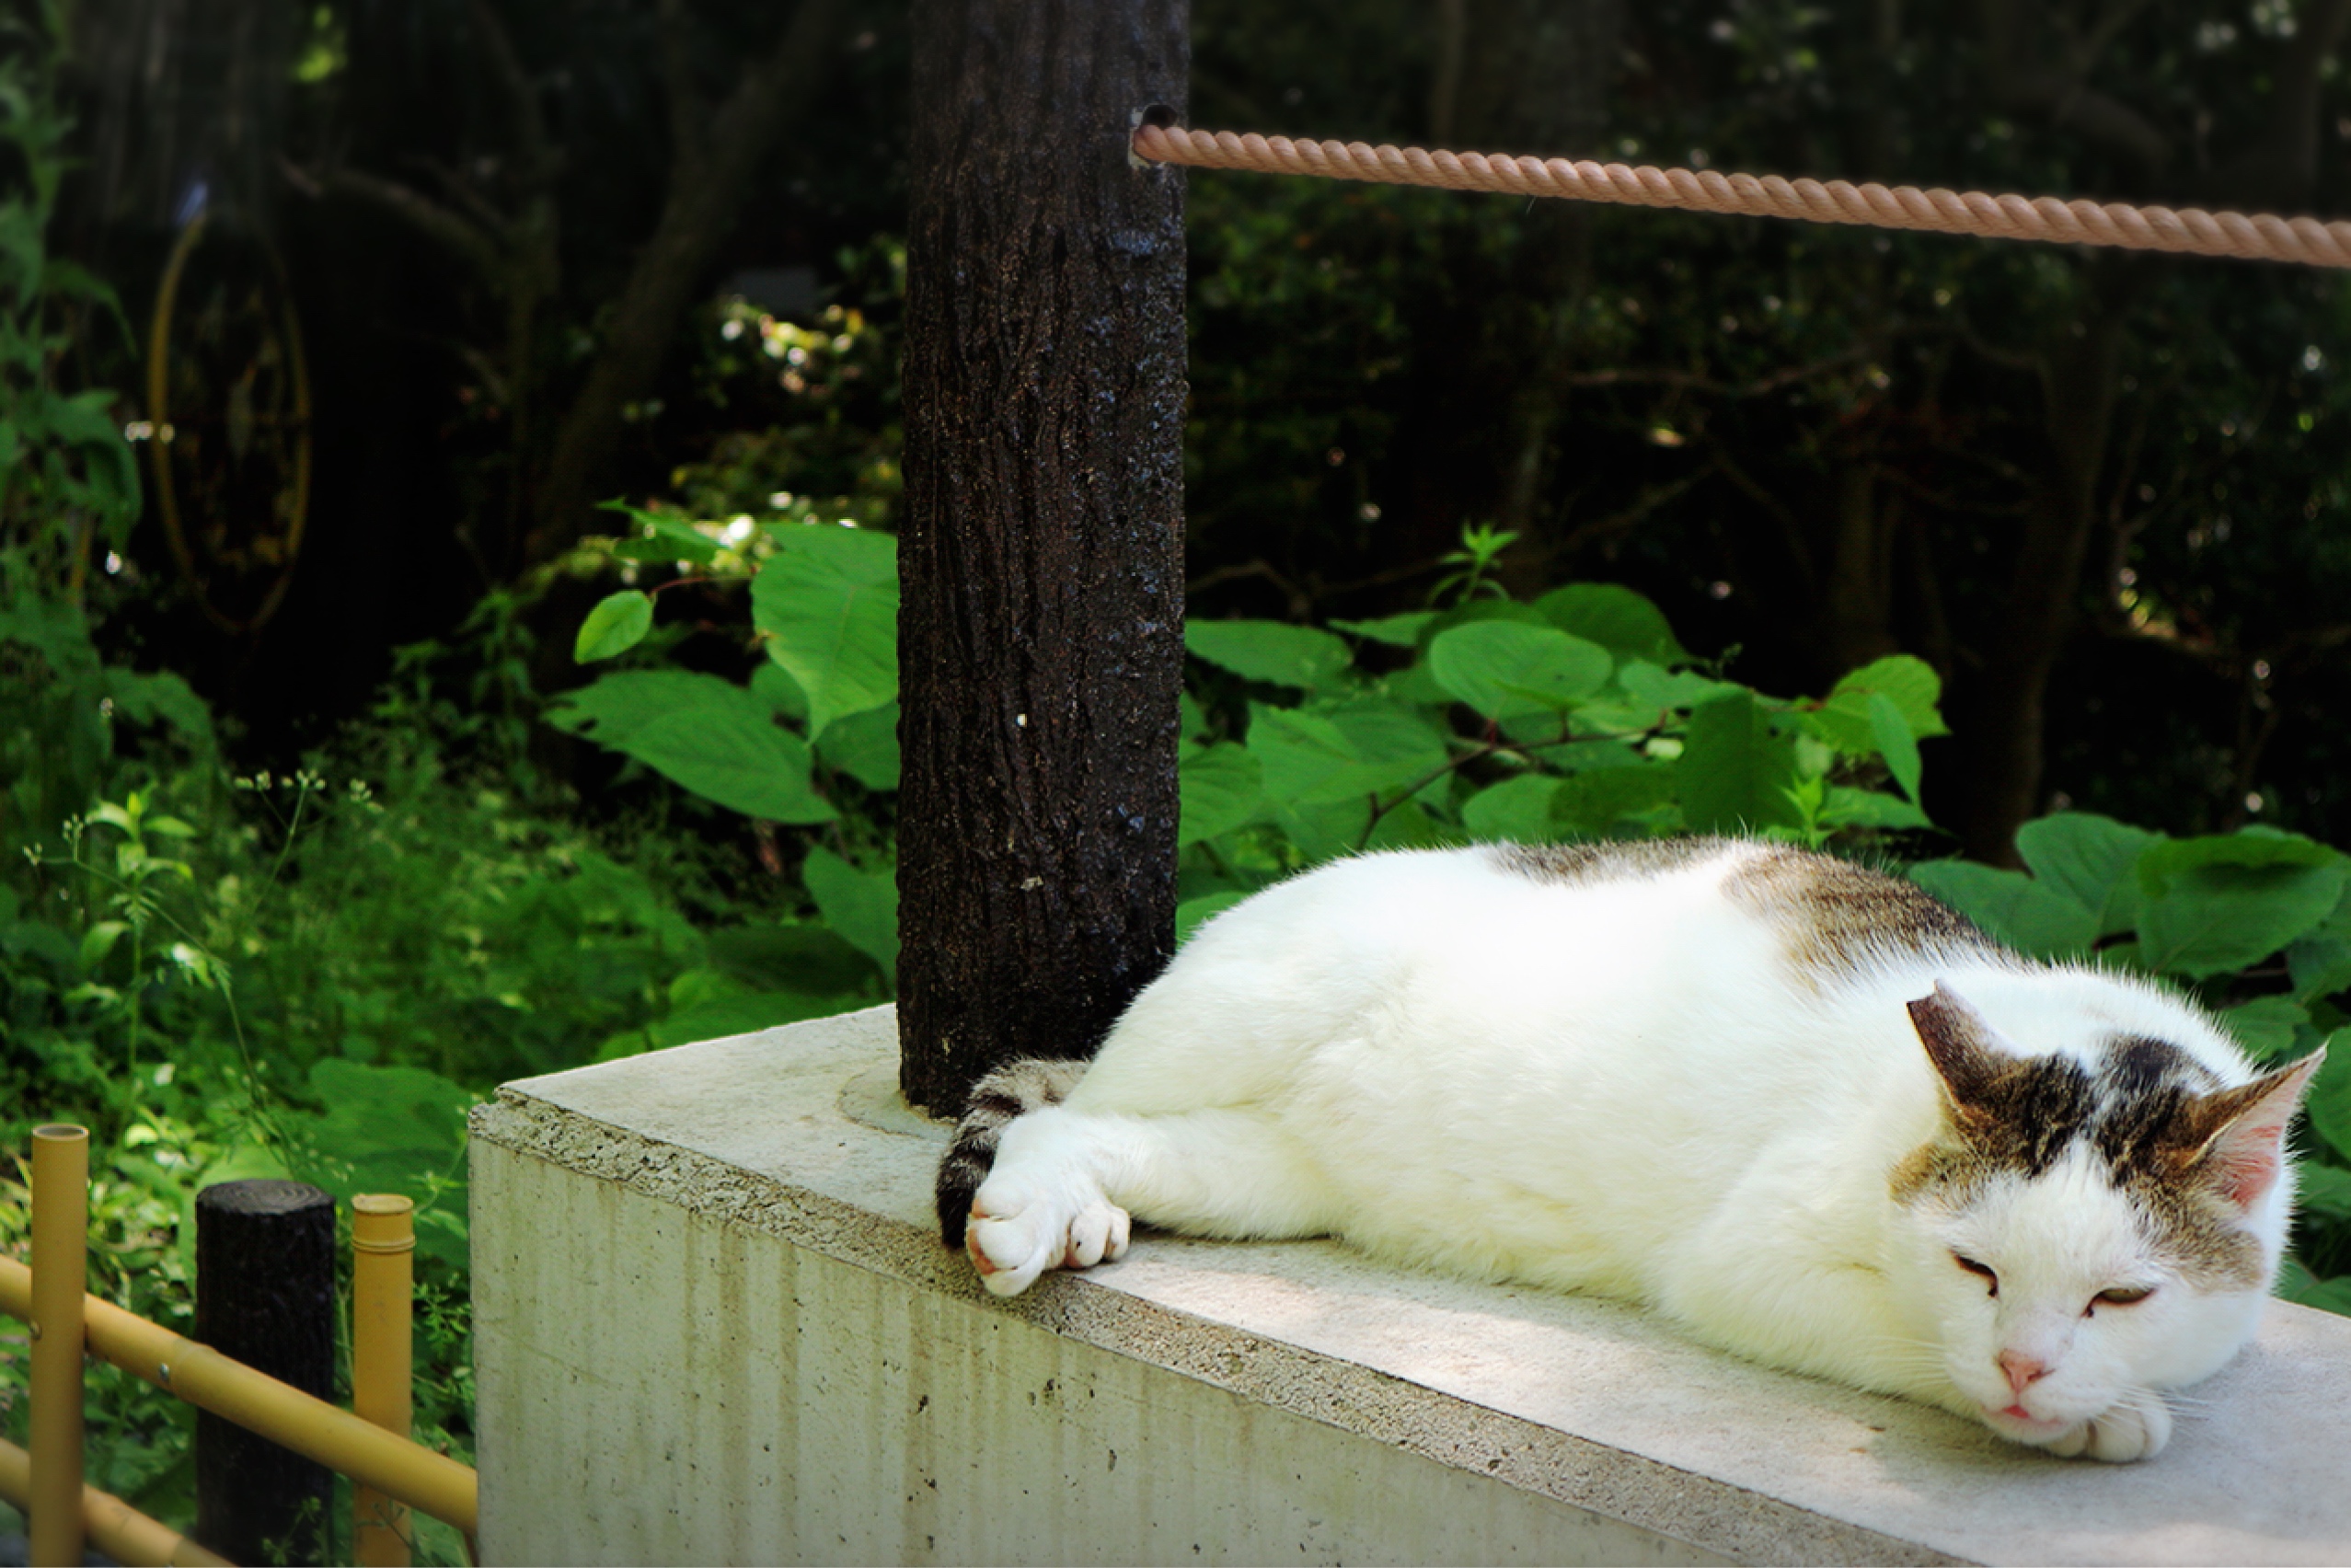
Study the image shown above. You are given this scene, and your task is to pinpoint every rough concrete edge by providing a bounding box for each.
[468,1089,1962,1567]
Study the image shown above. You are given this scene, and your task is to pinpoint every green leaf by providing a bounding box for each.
[1427,621,1612,719]
[802,846,898,987]
[1533,583,1692,665]
[1818,787,1934,831]
[2218,997,2311,1064]
[815,700,900,790]
[1186,619,1355,689]
[1867,693,1921,803]
[2138,832,2343,897]
[599,500,720,566]
[1247,705,1360,809]
[1176,891,1251,946]
[1331,611,1437,647]
[1616,661,1742,715]
[2138,861,2349,980]
[1550,765,1679,837]
[1677,690,1802,833]
[2275,1257,2351,1316]
[574,590,654,663]
[298,1059,478,1267]
[1180,744,1264,847]
[2014,814,2156,938]
[1809,656,1951,755]
[2308,1038,2351,1164]
[546,671,836,824]
[642,986,859,1053]
[1906,861,2098,959]
[2298,1163,2351,1223]
[77,920,126,970]
[752,525,899,739]
[1461,773,1563,843]
[704,924,880,994]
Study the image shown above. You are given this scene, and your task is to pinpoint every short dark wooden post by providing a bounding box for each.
[194,1179,335,1565]
[897,0,1191,1113]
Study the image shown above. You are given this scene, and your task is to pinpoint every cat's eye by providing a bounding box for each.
[2088,1285,2155,1313]
[1951,1252,1999,1296]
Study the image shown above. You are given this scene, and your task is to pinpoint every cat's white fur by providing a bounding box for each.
[962,842,2322,1461]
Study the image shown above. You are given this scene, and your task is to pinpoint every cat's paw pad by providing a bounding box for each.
[2079,1389,2171,1463]
[964,1176,1130,1297]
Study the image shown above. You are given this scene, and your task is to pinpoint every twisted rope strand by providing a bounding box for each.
[1132,124,2351,271]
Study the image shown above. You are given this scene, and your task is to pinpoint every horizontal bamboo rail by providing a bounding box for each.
[0,1435,231,1568]
[0,1255,479,1537]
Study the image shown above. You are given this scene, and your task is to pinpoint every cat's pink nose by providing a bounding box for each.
[1998,1351,2049,1395]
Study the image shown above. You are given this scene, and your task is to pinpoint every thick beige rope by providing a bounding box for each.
[1132,123,2351,271]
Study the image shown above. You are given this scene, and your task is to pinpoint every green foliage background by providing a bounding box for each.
[12,0,2351,1548]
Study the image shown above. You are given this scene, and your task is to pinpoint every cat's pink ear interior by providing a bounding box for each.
[2186,1048,2328,1209]
[1907,981,2007,1119]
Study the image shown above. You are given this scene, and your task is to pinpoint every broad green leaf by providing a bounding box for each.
[1331,611,1437,647]
[1867,693,1921,803]
[704,924,880,994]
[547,671,836,824]
[1617,661,1741,715]
[1677,691,1802,833]
[1186,619,1354,688]
[2298,1163,2351,1223]
[1550,765,1679,836]
[642,986,858,1053]
[1534,583,1692,665]
[2138,861,2349,979]
[752,525,899,739]
[2015,814,2155,938]
[802,846,898,986]
[1907,861,2098,958]
[1427,622,1612,719]
[751,660,809,723]
[78,920,126,970]
[2276,1257,2351,1315]
[2138,832,2343,898]
[2218,997,2311,1063]
[1819,787,1934,831]
[1461,773,1564,843]
[1322,701,1450,801]
[1180,744,1264,847]
[1248,705,1361,807]
[1809,656,1951,755]
[816,700,900,790]
[574,590,654,662]
[599,500,720,565]
[2308,1037,2351,1164]
[299,1059,477,1267]
[1176,891,1251,946]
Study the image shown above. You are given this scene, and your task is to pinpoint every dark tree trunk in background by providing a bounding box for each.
[193,1180,336,1566]
[897,0,1189,1116]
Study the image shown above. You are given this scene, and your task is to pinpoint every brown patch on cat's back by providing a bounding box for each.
[1488,836,1736,886]
[1722,847,1996,979]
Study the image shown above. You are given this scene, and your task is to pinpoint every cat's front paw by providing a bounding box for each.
[964,1173,1132,1297]
[2032,1389,2172,1463]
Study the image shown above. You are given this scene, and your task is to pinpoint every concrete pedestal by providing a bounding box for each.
[469,1006,2351,1565]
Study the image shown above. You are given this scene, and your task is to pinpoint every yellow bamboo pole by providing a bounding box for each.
[351,1195,415,1567]
[0,1256,477,1535]
[29,1124,88,1568]
[0,1435,232,1568]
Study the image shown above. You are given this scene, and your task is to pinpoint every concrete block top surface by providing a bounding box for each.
[473,1006,2351,1566]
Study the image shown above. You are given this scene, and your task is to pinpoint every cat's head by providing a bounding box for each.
[1888,981,2322,1443]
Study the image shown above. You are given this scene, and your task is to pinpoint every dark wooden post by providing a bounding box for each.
[897,0,1190,1115]
[194,1180,336,1565]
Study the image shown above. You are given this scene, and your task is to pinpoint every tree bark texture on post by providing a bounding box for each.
[194,1179,336,1566]
[898,0,1189,1116]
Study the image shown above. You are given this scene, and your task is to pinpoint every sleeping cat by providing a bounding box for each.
[935,837,2325,1462]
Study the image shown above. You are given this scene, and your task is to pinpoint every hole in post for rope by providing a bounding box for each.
[1130,104,1180,171]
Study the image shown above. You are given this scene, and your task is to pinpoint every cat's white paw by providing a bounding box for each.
[2029,1389,2172,1463]
[964,1173,1131,1297]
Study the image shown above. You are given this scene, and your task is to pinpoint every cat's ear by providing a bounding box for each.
[1907,982,2011,1122]
[2172,1048,2327,1210]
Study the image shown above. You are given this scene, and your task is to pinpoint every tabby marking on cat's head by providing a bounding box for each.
[1895,982,2321,1289]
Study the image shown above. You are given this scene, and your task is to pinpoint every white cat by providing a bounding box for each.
[936,838,2324,1462]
